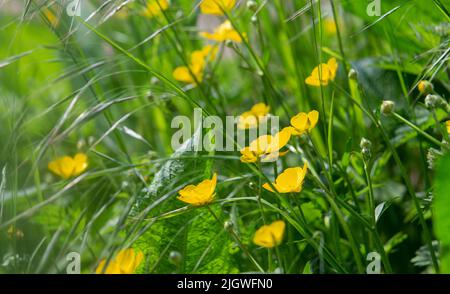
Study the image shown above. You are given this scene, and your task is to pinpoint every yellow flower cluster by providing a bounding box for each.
[200,20,243,43]
[240,127,292,163]
[172,0,242,85]
[173,45,218,84]
[237,103,270,129]
[175,105,319,249]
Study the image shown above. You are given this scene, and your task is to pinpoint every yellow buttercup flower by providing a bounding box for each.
[446,120,450,134]
[48,153,88,179]
[178,173,217,206]
[238,103,270,129]
[200,0,235,15]
[253,220,286,248]
[173,45,218,84]
[324,19,337,34]
[305,58,338,87]
[263,163,308,193]
[240,127,292,163]
[143,0,169,18]
[200,20,243,43]
[96,248,144,274]
[290,110,319,135]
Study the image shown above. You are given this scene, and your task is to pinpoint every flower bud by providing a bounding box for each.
[360,137,372,150]
[251,15,258,24]
[77,139,86,150]
[361,147,371,160]
[247,1,258,11]
[169,251,183,265]
[425,94,439,109]
[225,39,234,48]
[348,68,358,80]
[151,77,160,85]
[224,220,234,230]
[418,80,433,95]
[381,100,395,116]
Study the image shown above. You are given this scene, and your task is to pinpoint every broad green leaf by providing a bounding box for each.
[433,153,450,273]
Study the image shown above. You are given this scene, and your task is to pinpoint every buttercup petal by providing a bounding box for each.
[327,57,338,81]
[268,127,292,153]
[307,110,319,131]
[253,220,286,248]
[177,173,217,206]
[200,0,235,15]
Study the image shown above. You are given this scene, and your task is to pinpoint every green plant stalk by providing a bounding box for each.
[274,0,309,111]
[323,192,365,273]
[363,160,393,273]
[206,206,265,273]
[304,135,364,272]
[259,198,348,273]
[223,11,293,119]
[309,0,329,159]
[257,160,267,224]
[376,120,440,272]
[333,84,440,273]
[348,79,365,133]
[327,92,335,171]
[245,165,348,272]
[156,10,222,116]
[392,112,445,148]
[431,109,448,141]
[77,17,209,116]
[432,0,450,21]
[329,0,364,133]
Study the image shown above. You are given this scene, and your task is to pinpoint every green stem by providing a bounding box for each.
[431,109,448,141]
[257,160,267,224]
[363,160,392,273]
[392,112,445,148]
[376,121,440,273]
[305,137,364,272]
[206,206,265,273]
[333,83,440,272]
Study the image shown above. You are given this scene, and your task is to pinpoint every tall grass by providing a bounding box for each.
[0,0,449,274]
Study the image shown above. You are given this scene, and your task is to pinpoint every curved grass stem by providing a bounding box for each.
[392,112,446,148]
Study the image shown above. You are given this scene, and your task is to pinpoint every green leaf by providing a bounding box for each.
[433,153,450,273]
[133,127,209,213]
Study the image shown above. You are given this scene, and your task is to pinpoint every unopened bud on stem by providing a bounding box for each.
[169,251,182,265]
[247,1,258,11]
[418,80,433,95]
[381,100,395,116]
[348,68,358,80]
